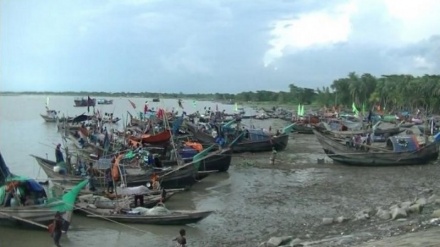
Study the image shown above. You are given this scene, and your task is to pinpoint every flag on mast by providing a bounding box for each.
[128,99,136,109]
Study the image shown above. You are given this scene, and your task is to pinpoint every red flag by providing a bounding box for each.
[128,99,136,109]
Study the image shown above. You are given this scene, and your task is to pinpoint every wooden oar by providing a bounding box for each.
[0,211,49,229]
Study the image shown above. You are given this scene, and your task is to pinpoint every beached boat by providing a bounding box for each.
[0,152,88,227]
[292,123,314,134]
[97,99,113,105]
[186,120,294,153]
[84,205,213,225]
[74,97,96,107]
[313,128,439,166]
[74,191,175,212]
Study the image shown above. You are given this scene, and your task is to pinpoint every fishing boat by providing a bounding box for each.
[75,191,175,211]
[0,152,88,227]
[32,153,203,190]
[292,123,314,134]
[97,99,113,105]
[83,204,213,225]
[40,108,59,123]
[186,120,294,153]
[74,97,96,107]
[313,127,440,166]
[128,129,172,145]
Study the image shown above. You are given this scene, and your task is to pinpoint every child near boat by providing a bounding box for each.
[173,229,187,247]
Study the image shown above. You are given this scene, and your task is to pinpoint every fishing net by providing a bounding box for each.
[132,206,171,215]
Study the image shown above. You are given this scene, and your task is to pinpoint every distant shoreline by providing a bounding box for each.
[0,91,295,110]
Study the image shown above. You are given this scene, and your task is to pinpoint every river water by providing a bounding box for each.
[0,95,270,247]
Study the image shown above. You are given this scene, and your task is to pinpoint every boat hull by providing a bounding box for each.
[32,155,200,190]
[313,129,439,166]
[86,210,212,225]
[40,114,57,123]
[186,122,289,153]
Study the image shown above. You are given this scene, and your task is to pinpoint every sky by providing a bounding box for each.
[1,0,440,93]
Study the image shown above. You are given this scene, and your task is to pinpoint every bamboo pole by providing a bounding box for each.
[0,211,49,229]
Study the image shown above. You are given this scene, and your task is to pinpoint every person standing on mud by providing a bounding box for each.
[270,147,277,165]
[49,211,64,247]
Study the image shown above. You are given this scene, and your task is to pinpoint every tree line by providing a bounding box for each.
[2,73,439,113]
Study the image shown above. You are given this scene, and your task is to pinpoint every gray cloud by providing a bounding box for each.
[1,0,439,93]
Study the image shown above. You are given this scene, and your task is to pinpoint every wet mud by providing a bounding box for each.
[186,119,440,246]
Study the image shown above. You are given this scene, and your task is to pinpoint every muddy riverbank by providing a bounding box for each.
[231,128,440,247]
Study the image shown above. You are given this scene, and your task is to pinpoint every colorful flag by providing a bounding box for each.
[234,103,238,111]
[192,100,197,108]
[297,104,301,116]
[301,105,305,116]
[128,99,136,109]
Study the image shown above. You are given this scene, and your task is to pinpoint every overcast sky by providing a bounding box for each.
[1,0,439,93]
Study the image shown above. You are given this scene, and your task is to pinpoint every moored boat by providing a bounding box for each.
[186,120,294,153]
[40,109,59,122]
[84,205,213,225]
[0,152,88,227]
[313,127,439,166]
[97,99,113,105]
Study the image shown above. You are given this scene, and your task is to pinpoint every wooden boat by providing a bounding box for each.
[186,120,294,153]
[152,144,233,172]
[0,152,88,227]
[128,129,171,145]
[83,205,213,225]
[74,97,96,107]
[292,123,314,134]
[32,154,202,190]
[75,192,175,212]
[320,121,404,139]
[40,109,59,122]
[313,128,439,166]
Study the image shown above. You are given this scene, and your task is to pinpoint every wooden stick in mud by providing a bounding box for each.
[0,211,49,229]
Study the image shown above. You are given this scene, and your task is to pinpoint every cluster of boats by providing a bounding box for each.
[6,99,440,233]
[291,109,440,166]
[1,102,295,230]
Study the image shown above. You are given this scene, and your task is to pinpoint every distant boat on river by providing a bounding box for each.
[97,99,113,105]
[74,97,96,107]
